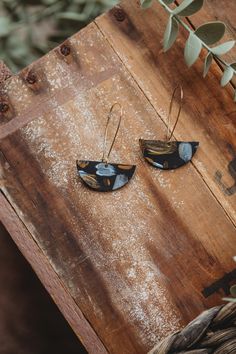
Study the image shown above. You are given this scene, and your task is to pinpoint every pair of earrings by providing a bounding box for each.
[77,86,199,192]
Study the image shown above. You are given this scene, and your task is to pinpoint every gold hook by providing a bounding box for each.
[102,102,123,164]
[166,85,184,141]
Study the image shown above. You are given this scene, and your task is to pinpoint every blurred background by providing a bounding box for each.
[0,1,116,353]
[0,0,117,72]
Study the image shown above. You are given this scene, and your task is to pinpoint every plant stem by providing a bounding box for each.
[157,0,235,74]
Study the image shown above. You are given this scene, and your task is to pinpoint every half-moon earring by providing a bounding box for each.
[139,86,199,170]
[77,103,136,192]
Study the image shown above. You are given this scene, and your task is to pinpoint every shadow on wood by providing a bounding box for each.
[0,222,87,354]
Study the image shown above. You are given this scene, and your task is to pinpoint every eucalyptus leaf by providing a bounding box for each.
[173,0,204,17]
[223,298,236,303]
[195,21,226,45]
[0,0,116,72]
[221,66,234,87]
[56,12,88,21]
[230,285,236,297]
[163,15,179,51]
[184,33,202,67]
[203,52,213,77]
[0,17,11,37]
[211,41,235,56]
[231,63,236,70]
[41,0,58,4]
[140,0,153,8]
[162,0,175,4]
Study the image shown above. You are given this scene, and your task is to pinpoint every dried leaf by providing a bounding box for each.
[163,16,179,51]
[195,21,226,45]
[173,0,204,17]
[140,0,153,8]
[203,52,213,77]
[211,41,235,56]
[171,307,220,350]
[221,66,234,87]
[184,33,202,67]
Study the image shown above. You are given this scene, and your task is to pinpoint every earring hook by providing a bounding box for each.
[166,85,184,141]
[102,102,123,164]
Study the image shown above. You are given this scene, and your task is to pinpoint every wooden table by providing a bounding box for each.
[0,1,236,353]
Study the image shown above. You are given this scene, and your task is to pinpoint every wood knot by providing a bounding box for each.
[60,44,71,56]
[0,102,9,113]
[113,8,126,22]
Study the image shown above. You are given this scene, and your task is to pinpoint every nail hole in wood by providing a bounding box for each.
[60,44,71,56]
[26,72,37,85]
[113,8,126,22]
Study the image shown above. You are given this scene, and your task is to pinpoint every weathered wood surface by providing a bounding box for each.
[0,221,86,354]
[0,1,236,353]
[96,1,236,223]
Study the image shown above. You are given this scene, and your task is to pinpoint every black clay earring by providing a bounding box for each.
[139,86,199,170]
[77,103,136,192]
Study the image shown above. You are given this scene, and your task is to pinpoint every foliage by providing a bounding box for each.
[0,0,117,72]
[140,0,236,101]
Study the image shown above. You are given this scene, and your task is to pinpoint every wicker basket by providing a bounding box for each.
[149,303,236,354]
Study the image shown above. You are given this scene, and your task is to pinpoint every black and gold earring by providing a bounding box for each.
[139,86,199,170]
[77,103,136,192]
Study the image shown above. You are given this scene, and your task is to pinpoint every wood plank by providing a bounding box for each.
[0,5,236,354]
[0,193,107,354]
[95,0,236,224]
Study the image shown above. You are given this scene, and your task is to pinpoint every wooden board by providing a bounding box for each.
[0,1,236,353]
[96,0,236,223]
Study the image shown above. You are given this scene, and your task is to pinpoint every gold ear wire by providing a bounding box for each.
[102,102,123,164]
[166,85,184,141]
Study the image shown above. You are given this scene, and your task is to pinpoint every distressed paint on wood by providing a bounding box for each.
[0,1,236,354]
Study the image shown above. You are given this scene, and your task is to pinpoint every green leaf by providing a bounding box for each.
[231,63,236,71]
[41,0,58,4]
[223,298,236,303]
[173,0,204,17]
[0,17,11,37]
[184,33,202,67]
[211,41,235,56]
[195,22,226,45]
[162,0,175,4]
[163,16,179,51]
[203,52,213,77]
[140,0,153,8]
[230,285,236,297]
[221,66,234,87]
[56,12,88,21]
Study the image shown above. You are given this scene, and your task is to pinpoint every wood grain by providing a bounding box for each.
[0,1,236,353]
[96,0,236,224]
[0,193,106,354]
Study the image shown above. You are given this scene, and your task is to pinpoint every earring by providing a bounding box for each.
[77,103,136,192]
[139,86,199,170]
